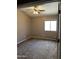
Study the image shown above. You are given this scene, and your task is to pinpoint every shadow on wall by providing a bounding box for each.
[17,9,31,44]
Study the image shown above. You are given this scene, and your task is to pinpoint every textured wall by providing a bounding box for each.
[17,9,31,44]
[31,15,58,39]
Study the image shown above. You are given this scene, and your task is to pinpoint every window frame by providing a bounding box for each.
[44,20,57,32]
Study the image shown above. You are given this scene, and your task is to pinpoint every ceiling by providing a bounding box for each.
[19,2,59,17]
[17,0,60,5]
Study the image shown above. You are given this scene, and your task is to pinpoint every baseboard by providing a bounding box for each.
[31,35,56,41]
[17,36,31,45]
[17,36,57,45]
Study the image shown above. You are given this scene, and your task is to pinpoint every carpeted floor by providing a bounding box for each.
[17,39,57,59]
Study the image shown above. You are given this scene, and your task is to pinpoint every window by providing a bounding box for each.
[44,21,57,31]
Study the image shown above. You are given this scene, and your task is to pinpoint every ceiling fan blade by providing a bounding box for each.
[38,11,40,14]
[34,8,37,11]
[39,10,45,11]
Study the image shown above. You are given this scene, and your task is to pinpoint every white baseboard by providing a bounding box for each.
[31,36,56,40]
[17,36,31,44]
[17,36,56,44]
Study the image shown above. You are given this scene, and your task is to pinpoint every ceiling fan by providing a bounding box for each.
[33,6,45,14]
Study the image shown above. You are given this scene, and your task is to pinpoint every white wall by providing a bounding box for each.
[17,9,58,43]
[31,15,58,39]
[17,9,31,44]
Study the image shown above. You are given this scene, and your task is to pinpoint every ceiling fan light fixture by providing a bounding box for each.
[33,11,39,14]
[33,6,44,14]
